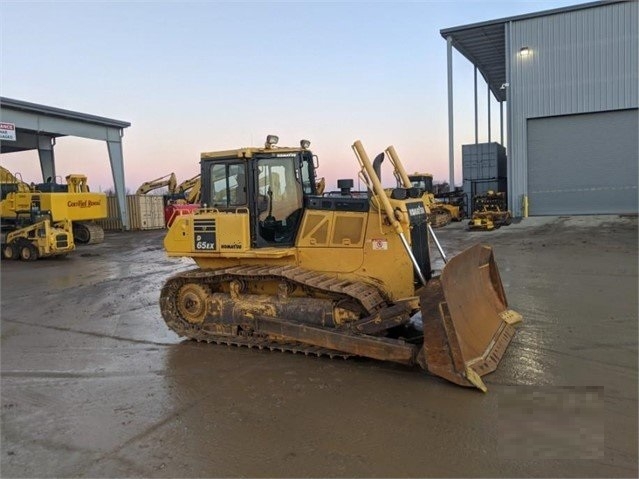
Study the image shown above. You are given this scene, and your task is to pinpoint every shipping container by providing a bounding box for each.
[462,142,507,181]
[95,195,166,231]
[462,142,507,203]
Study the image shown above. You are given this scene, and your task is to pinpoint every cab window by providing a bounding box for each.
[209,163,247,208]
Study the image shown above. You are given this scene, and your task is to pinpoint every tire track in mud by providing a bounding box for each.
[1,370,168,379]
[511,341,637,372]
[1,318,175,347]
[75,390,221,476]
[2,265,189,303]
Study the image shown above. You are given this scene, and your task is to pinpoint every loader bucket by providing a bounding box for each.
[418,244,522,391]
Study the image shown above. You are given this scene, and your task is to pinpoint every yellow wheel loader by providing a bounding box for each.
[1,167,74,260]
[1,209,74,261]
[161,136,522,391]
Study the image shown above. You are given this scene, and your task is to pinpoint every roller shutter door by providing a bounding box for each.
[527,109,638,215]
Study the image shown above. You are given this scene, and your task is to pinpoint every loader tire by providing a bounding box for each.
[2,241,19,260]
[19,241,39,261]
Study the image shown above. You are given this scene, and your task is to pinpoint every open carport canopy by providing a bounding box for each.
[0,96,132,229]
[0,96,130,154]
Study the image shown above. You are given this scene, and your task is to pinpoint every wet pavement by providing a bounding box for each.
[1,215,637,477]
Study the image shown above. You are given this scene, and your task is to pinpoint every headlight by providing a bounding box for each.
[265,135,279,146]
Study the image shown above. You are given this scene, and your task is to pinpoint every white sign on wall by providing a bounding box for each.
[0,122,16,141]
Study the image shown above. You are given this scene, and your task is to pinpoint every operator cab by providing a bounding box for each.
[409,174,434,195]
[200,136,318,248]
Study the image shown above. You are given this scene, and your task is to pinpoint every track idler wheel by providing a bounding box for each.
[176,283,209,324]
[73,224,90,244]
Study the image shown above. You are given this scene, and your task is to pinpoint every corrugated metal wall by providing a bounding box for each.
[527,109,638,214]
[507,1,639,215]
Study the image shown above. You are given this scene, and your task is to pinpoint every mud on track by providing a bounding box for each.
[1,217,637,477]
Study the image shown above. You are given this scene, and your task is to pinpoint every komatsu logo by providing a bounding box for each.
[221,243,243,250]
[408,204,426,217]
[67,200,102,208]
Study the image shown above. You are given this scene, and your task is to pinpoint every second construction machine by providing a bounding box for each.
[136,173,201,226]
[1,166,74,260]
[405,170,463,228]
[9,173,108,244]
[161,136,521,391]
[166,174,201,226]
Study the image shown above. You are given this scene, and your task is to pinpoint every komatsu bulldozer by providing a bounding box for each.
[403,169,463,228]
[161,136,521,391]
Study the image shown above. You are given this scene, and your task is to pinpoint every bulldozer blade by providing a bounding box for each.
[418,244,522,391]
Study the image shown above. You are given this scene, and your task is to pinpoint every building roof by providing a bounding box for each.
[0,96,131,129]
[439,0,626,101]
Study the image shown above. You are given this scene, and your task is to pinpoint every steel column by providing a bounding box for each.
[505,21,515,214]
[500,101,504,146]
[487,84,491,143]
[474,67,478,144]
[37,136,55,182]
[447,36,455,189]
[107,138,130,230]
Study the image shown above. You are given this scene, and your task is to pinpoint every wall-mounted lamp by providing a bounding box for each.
[519,46,531,57]
[500,83,510,90]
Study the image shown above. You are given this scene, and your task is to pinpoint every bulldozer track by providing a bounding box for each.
[160,266,390,359]
[188,331,352,360]
[429,208,452,228]
[74,222,105,245]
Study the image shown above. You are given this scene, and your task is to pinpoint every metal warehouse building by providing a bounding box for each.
[442,0,638,216]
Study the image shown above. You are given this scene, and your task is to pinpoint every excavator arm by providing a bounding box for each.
[136,173,178,195]
[177,174,201,204]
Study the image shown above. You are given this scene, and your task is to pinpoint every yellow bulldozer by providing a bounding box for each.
[160,136,521,391]
[1,166,75,260]
[403,168,463,228]
[469,191,513,231]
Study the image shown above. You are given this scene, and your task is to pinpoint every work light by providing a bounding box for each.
[266,135,279,146]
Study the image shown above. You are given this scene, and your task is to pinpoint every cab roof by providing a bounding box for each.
[200,145,306,160]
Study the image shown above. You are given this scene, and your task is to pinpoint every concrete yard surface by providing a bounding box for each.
[1,215,637,477]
